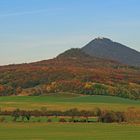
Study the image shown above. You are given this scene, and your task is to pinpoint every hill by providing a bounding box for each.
[82,37,140,67]
[56,48,122,68]
[0,38,140,99]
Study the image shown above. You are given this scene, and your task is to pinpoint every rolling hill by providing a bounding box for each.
[0,38,140,99]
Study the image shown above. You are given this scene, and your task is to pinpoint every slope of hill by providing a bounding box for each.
[0,38,140,99]
[55,48,122,68]
[82,37,140,67]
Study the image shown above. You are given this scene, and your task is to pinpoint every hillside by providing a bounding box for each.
[0,50,140,99]
[0,38,140,99]
[56,48,122,68]
[82,37,140,67]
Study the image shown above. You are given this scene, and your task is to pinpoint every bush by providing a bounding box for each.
[73,119,79,123]
[47,118,52,122]
[59,118,67,122]
[79,119,87,123]
[94,108,102,116]
[68,118,74,122]
[115,112,126,122]
[99,111,126,123]
[0,117,5,122]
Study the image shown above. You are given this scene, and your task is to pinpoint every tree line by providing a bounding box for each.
[0,108,131,123]
[0,63,140,100]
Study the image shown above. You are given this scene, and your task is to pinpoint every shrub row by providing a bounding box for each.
[1,108,139,123]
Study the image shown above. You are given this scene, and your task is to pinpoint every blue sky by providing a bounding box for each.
[0,0,140,65]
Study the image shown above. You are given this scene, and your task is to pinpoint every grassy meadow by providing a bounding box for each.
[0,94,140,140]
[0,94,140,111]
[0,123,140,140]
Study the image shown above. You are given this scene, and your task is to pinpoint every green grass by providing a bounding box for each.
[0,94,140,111]
[0,123,139,140]
[0,94,140,104]
[0,95,140,139]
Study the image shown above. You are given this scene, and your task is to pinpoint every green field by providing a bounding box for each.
[0,95,140,140]
[0,94,140,111]
[0,123,139,140]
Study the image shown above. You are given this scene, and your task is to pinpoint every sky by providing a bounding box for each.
[0,0,140,65]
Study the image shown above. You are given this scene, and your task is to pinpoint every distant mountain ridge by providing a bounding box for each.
[81,37,140,67]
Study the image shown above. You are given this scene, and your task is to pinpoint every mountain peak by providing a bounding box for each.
[95,37,105,40]
[93,37,113,42]
[82,37,140,66]
[95,37,108,40]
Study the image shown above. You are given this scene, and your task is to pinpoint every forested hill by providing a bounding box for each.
[0,46,140,100]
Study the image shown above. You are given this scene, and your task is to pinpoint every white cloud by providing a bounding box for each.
[0,8,63,18]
